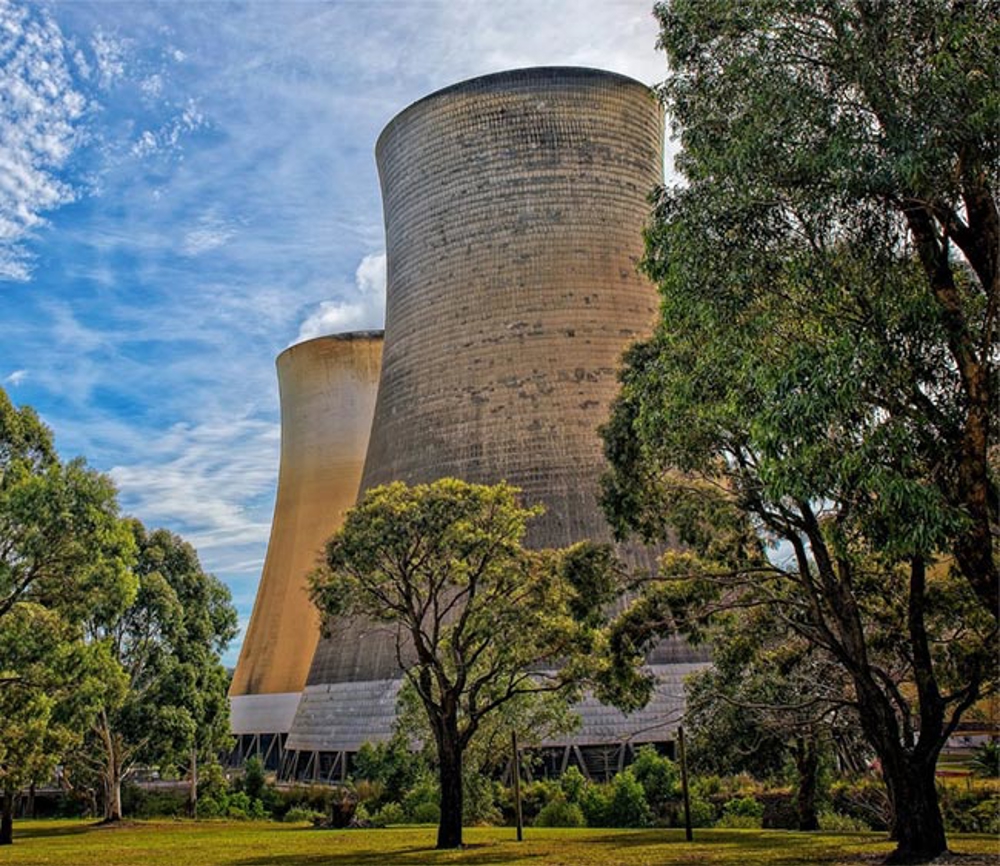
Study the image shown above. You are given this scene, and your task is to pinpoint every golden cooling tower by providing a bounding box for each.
[229,332,382,766]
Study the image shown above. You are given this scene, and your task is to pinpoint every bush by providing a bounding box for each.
[971,740,1000,778]
[579,783,610,827]
[606,770,651,828]
[722,795,764,819]
[283,806,324,824]
[560,766,586,803]
[631,746,680,815]
[370,802,406,827]
[402,776,439,822]
[938,782,1000,834]
[120,783,188,818]
[409,801,441,824]
[243,756,267,801]
[818,810,871,832]
[534,798,586,827]
[685,795,716,828]
[519,779,562,820]
[226,790,267,820]
[464,769,501,825]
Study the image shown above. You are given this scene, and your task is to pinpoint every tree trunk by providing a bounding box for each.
[187,746,198,818]
[436,721,464,849]
[795,737,819,831]
[882,752,947,863]
[103,757,123,822]
[1,789,13,845]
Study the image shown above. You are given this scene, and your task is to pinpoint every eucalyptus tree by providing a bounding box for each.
[311,480,616,849]
[600,2,997,861]
[82,522,237,822]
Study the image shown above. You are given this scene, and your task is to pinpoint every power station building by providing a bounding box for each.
[230,67,709,781]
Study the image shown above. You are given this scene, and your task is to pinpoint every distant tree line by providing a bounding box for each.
[0,388,237,844]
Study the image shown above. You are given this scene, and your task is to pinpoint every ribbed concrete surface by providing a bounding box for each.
[229,333,382,716]
[287,68,706,758]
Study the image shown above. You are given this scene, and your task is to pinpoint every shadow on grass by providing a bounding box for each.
[14,822,93,840]
[233,838,547,866]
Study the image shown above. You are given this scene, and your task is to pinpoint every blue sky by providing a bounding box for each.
[0,0,668,664]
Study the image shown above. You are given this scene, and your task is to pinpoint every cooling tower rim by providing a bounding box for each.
[279,330,385,361]
[375,65,656,159]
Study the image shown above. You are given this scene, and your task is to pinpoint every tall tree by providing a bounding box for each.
[600,3,998,861]
[0,389,135,844]
[81,522,237,822]
[311,480,615,849]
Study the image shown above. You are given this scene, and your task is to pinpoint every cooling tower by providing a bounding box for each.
[284,68,706,782]
[229,332,382,768]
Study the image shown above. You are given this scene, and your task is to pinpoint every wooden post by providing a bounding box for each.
[679,725,693,842]
[512,731,524,842]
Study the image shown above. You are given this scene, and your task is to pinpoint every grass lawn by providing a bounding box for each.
[3,821,998,866]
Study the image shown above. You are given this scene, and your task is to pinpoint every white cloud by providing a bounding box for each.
[294,252,386,343]
[0,2,88,280]
[4,369,27,386]
[91,27,127,87]
[182,213,237,256]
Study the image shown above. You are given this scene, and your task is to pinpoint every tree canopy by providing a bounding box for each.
[311,479,616,848]
[600,2,998,862]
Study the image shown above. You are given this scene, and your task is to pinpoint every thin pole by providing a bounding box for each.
[512,731,524,842]
[679,724,693,842]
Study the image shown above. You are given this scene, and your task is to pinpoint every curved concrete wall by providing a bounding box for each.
[287,68,701,759]
[230,332,382,735]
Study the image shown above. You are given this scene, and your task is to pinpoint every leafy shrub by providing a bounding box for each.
[243,756,267,801]
[270,784,336,821]
[606,770,651,828]
[685,795,716,828]
[370,802,406,827]
[464,769,501,825]
[121,783,188,818]
[519,779,562,820]
[409,801,441,824]
[938,783,1000,834]
[818,810,871,832]
[722,795,764,818]
[283,806,324,824]
[226,790,267,820]
[352,736,429,807]
[631,746,680,815]
[971,740,1000,778]
[534,798,586,827]
[196,794,225,818]
[402,776,439,822]
[579,783,610,827]
[560,766,586,803]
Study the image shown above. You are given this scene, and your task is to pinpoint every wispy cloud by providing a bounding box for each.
[0,1,89,279]
[1,0,668,664]
[4,369,27,386]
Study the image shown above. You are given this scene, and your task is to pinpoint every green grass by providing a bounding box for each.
[4,820,998,866]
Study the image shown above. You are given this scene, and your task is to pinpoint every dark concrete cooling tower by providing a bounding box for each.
[229,332,382,769]
[283,68,707,782]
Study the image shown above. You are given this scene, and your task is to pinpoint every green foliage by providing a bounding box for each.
[408,801,441,825]
[818,810,872,833]
[595,770,652,828]
[311,479,610,847]
[352,734,430,808]
[601,6,997,857]
[534,798,586,828]
[242,757,266,802]
[559,766,586,803]
[970,740,1000,778]
[401,777,440,823]
[369,802,406,828]
[723,796,764,820]
[282,806,324,825]
[630,746,680,815]
[937,782,1000,834]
